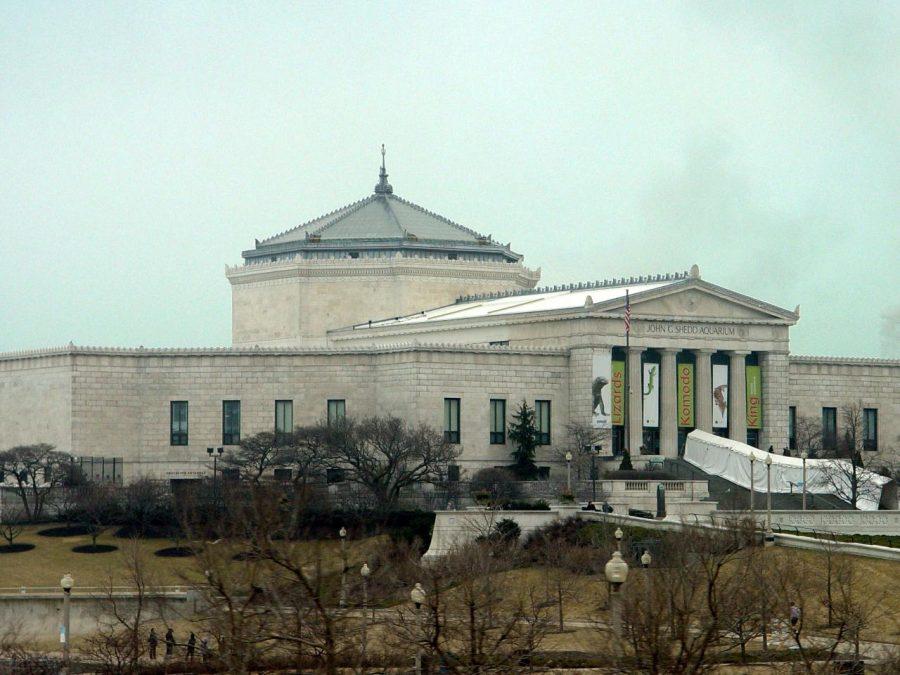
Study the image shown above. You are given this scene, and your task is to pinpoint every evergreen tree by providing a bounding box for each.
[508,400,538,478]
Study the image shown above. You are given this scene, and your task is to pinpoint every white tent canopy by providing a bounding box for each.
[683,430,890,511]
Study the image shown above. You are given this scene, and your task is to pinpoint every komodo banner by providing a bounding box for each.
[591,350,612,429]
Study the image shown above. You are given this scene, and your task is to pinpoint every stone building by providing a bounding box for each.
[1,163,897,483]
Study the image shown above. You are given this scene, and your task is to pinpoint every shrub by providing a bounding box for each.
[470,467,521,504]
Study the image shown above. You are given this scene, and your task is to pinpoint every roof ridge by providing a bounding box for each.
[789,355,900,366]
[308,195,381,237]
[257,195,374,246]
[387,193,488,241]
[455,271,689,304]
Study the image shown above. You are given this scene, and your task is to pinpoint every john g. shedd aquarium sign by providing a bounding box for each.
[646,322,739,336]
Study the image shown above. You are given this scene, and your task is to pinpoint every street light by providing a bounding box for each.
[749,453,756,513]
[60,573,74,670]
[410,583,427,675]
[614,527,623,553]
[339,526,348,608]
[765,454,774,544]
[640,550,652,568]
[604,550,629,637]
[206,446,224,506]
[360,562,371,666]
[800,451,808,511]
[564,451,573,494]
[590,445,602,502]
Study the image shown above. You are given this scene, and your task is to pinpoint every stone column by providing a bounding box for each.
[659,348,679,457]
[760,351,790,452]
[729,351,750,444]
[627,347,646,453]
[693,349,715,433]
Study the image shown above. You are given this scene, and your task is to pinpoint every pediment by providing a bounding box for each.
[596,280,797,323]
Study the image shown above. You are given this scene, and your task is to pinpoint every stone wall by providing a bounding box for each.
[228,257,539,347]
[788,356,899,464]
[0,352,72,453]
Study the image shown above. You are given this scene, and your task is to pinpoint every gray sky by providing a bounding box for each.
[1,1,897,357]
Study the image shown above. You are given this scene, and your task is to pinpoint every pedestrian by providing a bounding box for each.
[601,501,614,513]
[583,501,596,511]
[790,602,801,631]
[164,628,175,660]
[186,632,196,661]
[147,628,158,660]
[200,636,210,664]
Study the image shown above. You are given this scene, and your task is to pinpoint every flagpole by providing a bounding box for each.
[624,289,631,455]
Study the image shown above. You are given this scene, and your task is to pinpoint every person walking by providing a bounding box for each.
[186,632,196,661]
[164,628,175,660]
[790,602,801,632]
[200,636,211,664]
[147,628,158,660]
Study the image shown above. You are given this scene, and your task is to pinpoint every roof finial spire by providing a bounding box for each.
[374,143,393,194]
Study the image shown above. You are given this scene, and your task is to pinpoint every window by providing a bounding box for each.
[489,399,506,444]
[273,468,293,482]
[535,400,551,445]
[444,398,460,444]
[327,399,346,426]
[788,406,797,450]
[275,400,293,444]
[222,400,241,445]
[326,467,345,484]
[864,408,878,451]
[447,464,460,482]
[170,401,188,446]
[822,407,837,450]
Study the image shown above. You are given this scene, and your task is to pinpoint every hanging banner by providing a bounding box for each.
[746,365,762,429]
[642,362,659,427]
[591,351,613,429]
[611,360,625,426]
[677,363,694,427]
[712,364,729,428]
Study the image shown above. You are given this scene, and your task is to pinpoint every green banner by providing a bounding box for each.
[746,365,762,429]
[677,363,694,428]
[611,360,625,426]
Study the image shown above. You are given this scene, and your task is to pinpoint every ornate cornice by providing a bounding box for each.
[789,355,900,367]
[226,257,541,286]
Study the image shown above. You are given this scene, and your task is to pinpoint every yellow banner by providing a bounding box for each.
[677,363,694,427]
[611,360,625,426]
[746,365,762,429]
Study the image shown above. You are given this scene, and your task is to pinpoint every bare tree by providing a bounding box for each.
[559,421,610,481]
[282,425,330,488]
[390,540,552,674]
[73,481,120,548]
[80,540,155,673]
[0,444,73,521]
[323,416,459,511]
[0,504,25,548]
[815,403,884,509]
[795,415,822,458]
[222,431,285,485]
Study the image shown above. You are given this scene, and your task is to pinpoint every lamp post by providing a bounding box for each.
[614,527,623,553]
[640,550,651,569]
[749,453,756,513]
[410,583,427,675]
[604,550,629,637]
[339,526,348,608]
[765,454,774,545]
[590,445,601,502]
[801,451,808,511]
[206,446,224,506]
[60,573,74,671]
[360,562,371,667]
[565,451,573,494]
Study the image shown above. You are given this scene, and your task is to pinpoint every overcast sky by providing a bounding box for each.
[1,1,897,357]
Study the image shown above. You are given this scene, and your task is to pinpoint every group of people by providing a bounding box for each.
[582,500,614,513]
[147,628,212,663]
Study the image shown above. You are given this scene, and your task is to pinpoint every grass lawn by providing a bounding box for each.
[0,525,381,589]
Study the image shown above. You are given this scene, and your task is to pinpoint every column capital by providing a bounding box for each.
[658,347,681,354]
[627,346,647,354]
[728,350,752,357]
[692,348,716,355]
